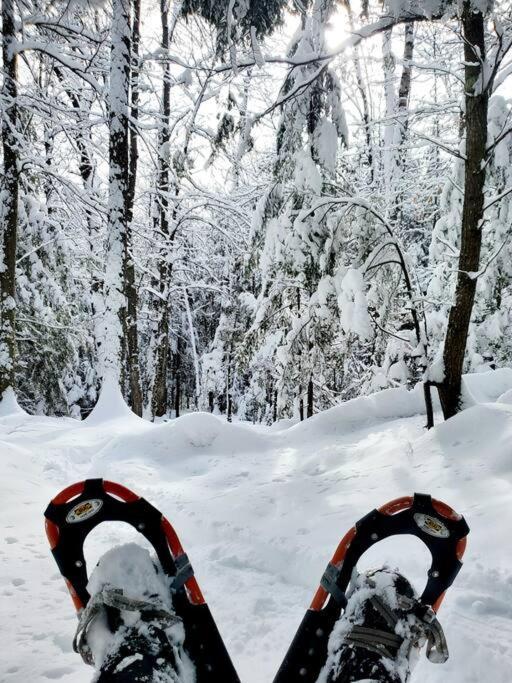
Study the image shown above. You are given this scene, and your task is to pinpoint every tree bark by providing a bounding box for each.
[151,0,173,418]
[124,0,143,416]
[0,0,19,399]
[174,339,181,418]
[438,5,488,419]
[307,377,314,419]
[100,0,131,388]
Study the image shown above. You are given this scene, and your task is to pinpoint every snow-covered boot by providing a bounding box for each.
[320,568,449,683]
[73,544,194,682]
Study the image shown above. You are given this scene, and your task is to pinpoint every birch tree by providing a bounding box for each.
[99,0,132,392]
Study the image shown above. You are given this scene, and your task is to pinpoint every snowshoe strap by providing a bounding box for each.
[73,585,182,666]
[320,563,348,607]
[346,625,403,659]
[170,553,194,593]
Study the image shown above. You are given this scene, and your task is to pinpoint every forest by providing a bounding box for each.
[1,0,512,426]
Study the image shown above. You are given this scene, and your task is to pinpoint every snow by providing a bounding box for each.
[84,376,141,426]
[0,387,27,417]
[84,543,195,680]
[1,370,512,682]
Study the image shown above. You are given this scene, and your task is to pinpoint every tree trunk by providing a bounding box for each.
[151,0,173,419]
[347,4,374,183]
[307,377,314,419]
[152,308,169,418]
[100,0,131,387]
[174,341,181,418]
[299,384,304,422]
[0,0,19,399]
[183,285,200,408]
[438,5,488,419]
[124,0,143,416]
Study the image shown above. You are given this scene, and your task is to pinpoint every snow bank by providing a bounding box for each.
[286,382,429,442]
[85,377,142,426]
[94,411,273,470]
[0,387,27,417]
[462,368,512,406]
[423,402,512,475]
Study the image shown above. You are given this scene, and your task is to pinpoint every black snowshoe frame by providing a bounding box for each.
[44,478,240,683]
[272,493,469,683]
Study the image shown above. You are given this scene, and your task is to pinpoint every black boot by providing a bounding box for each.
[322,568,449,683]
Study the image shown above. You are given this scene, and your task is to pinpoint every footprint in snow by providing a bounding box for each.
[43,666,74,679]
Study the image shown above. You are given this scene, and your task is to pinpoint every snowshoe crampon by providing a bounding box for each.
[44,478,240,682]
[273,493,469,683]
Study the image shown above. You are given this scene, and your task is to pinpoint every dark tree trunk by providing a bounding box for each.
[123,0,143,416]
[307,377,314,419]
[152,308,169,418]
[299,384,304,422]
[174,343,181,418]
[438,5,488,419]
[151,0,173,419]
[424,381,435,430]
[273,389,278,423]
[0,0,19,399]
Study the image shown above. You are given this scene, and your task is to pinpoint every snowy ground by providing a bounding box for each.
[1,371,512,683]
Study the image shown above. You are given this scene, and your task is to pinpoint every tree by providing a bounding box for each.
[437,4,489,417]
[0,0,19,399]
[99,0,132,391]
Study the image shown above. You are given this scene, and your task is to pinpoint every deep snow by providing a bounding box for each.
[1,370,512,682]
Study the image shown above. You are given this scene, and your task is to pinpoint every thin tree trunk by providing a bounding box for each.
[174,339,181,418]
[100,0,131,387]
[438,5,488,418]
[347,4,374,183]
[0,0,19,399]
[124,0,143,416]
[151,0,204,419]
[226,347,232,422]
[384,23,434,426]
[151,0,173,418]
[183,285,200,408]
[307,377,313,419]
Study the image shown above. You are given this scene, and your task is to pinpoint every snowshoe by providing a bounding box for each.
[272,494,469,683]
[44,479,240,682]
